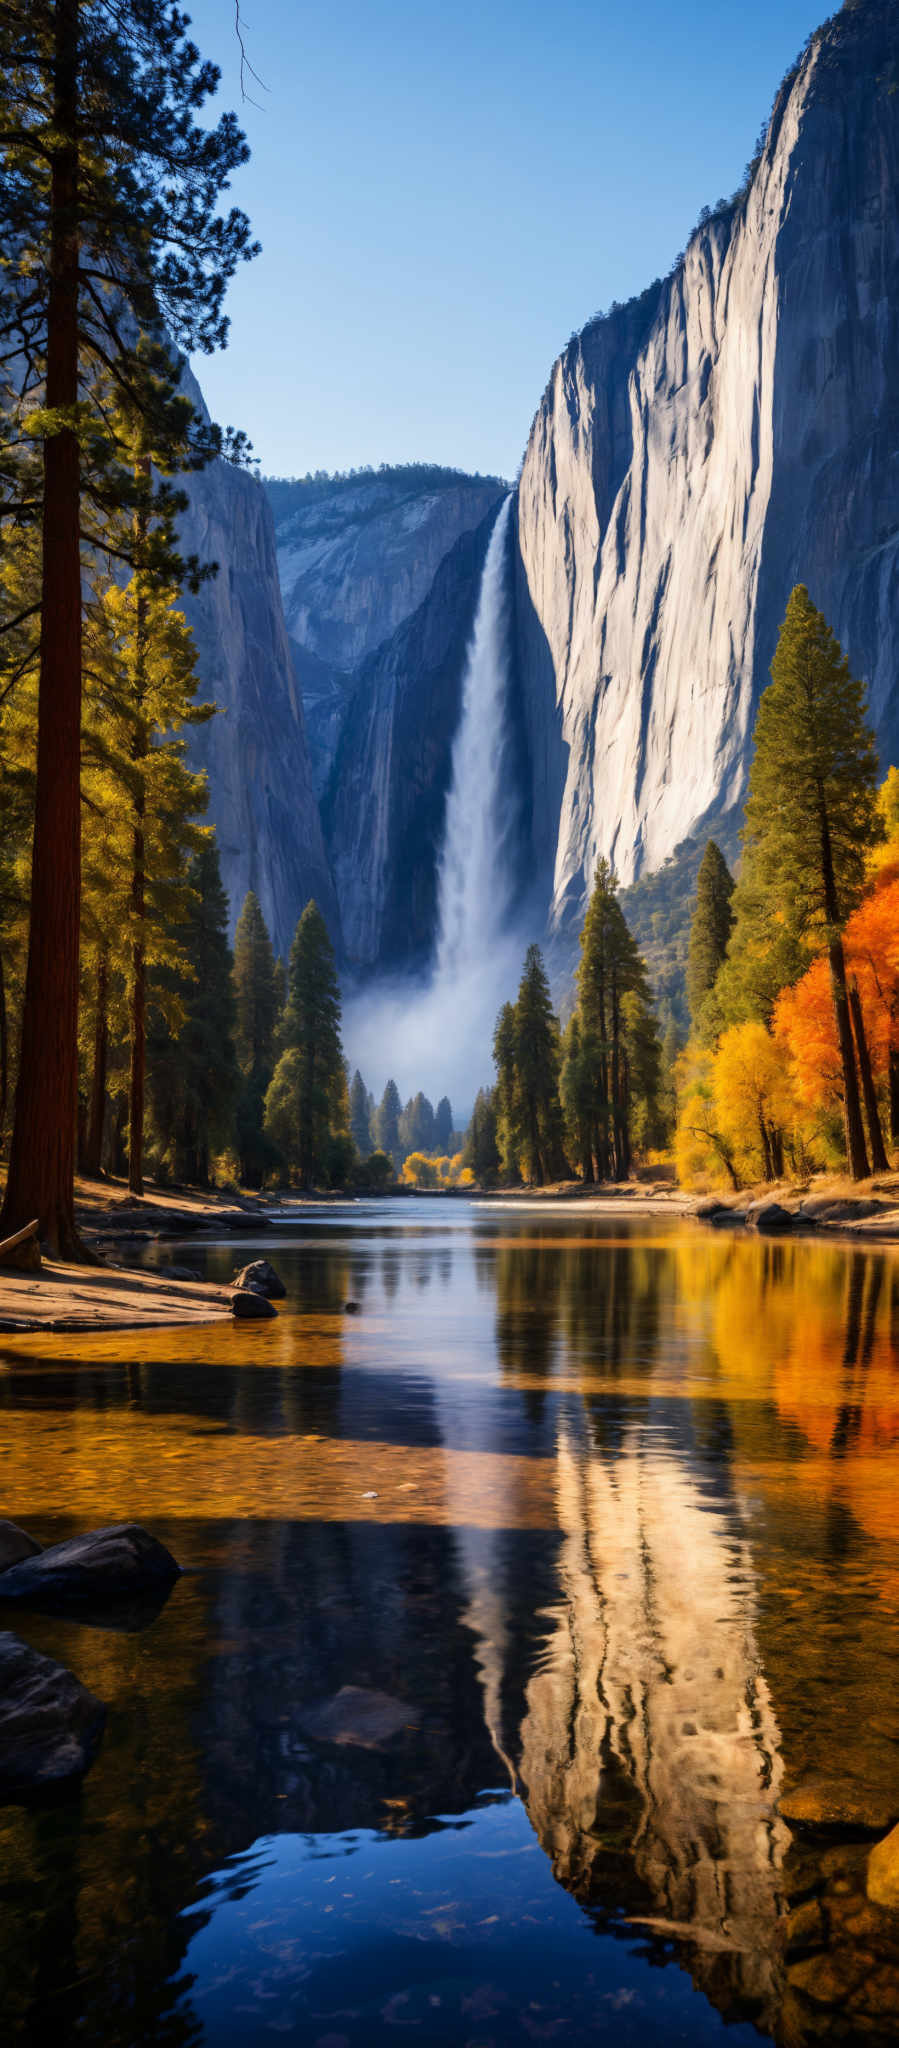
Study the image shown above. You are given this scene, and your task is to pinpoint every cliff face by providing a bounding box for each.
[176,374,338,959]
[322,507,502,968]
[266,471,506,793]
[515,0,899,932]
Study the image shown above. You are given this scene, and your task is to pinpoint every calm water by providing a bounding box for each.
[1,1199,899,2045]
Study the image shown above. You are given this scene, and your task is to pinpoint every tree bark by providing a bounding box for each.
[849,978,889,1172]
[829,939,870,1179]
[128,474,150,1198]
[890,1041,899,1148]
[0,946,7,1148]
[0,0,93,1258]
[83,948,109,1178]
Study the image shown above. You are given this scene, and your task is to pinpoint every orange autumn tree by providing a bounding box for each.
[775,875,899,1159]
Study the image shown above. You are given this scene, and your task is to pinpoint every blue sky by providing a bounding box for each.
[186,0,827,479]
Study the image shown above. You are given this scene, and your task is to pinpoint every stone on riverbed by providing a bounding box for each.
[0,1520,42,1574]
[298,1685,419,1749]
[747,1201,797,1234]
[233,1259,286,1299]
[0,1632,106,1796]
[231,1287,277,1319]
[868,1825,899,1909]
[781,1780,899,1834]
[0,1523,180,1608]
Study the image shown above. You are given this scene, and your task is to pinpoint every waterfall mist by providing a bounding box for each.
[343,495,524,1119]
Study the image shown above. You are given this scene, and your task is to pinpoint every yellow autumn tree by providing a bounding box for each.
[711,1021,794,1182]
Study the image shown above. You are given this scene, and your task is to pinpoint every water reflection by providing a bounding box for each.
[1,1206,899,2042]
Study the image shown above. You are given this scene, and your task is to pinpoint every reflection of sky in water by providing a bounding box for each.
[182,1799,759,2046]
[2,1204,899,2044]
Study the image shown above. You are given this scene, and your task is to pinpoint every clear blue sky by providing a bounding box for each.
[186,0,826,480]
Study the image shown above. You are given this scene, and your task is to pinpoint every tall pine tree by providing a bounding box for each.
[349,1070,373,1156]
[375,1079,402,1169]
[686,841,734,1039]
[724,587,881,1178]
[232,891,279,1185]
[0,0,256,1250]
[146,835,239,1183]
[264,901,344,1187]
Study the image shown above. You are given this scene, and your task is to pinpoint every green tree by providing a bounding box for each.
[464,1087,500,1186]
[511,944,565,1186]
[492,1000,521,1182]
[434,1095,453,1152]
[400,1090,435,1157]
[560,1013,596,1182]
[723,587,881,1178]
[146,835,239,1183]
[686,841,734,1039]
[264,900,344,1187]
[375,1078,402,1169]
[232,891,279,1186]
[349,1069,373,1155]
[576,860,655,1179]
[0,0,256,1252]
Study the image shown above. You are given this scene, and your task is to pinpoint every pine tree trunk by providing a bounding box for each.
[128,807,146,1196]
[83,948,109,1177]
[0,0,92,1257]
[889,1040,899,1147]
[828,939,870,1180]
[758,1111,774,1182]
[0,946,7,1148]
[849,979,889,1172]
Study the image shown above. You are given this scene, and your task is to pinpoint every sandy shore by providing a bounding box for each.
[0,1262,233,1334]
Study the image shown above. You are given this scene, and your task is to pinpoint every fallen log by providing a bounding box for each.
[0,1219,40,1272]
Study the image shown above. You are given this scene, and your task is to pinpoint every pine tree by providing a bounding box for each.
[434,1095,453,1151]
[232,891,279,1185]
[725,587,881,1178]
[146,836,239,1183]
[493,1001,521,1182]
[349,1070,373,1155]
[375,1079,402,1169]
[0,0,256,1251]
[264,900,344,1187]
[463,1087,500,1185]
[400,1091,435,1156]
[686,841,735,1038]
[512,944,566,1186]
[560,1013,595,1183]
[576,861,653,1180]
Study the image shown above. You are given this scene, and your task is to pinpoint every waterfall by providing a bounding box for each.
[343,492,520,1113]
[435,493,515,978]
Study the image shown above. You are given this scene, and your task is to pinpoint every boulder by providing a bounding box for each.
[233,1258,286,1299]
[344,1299,360,1315]
[868,1824,899,1909]
[298,1685,418,1749]
[0,1632,106,1796]
[781,1780,899,1835]
[0,1523,180,1608]
[230,1287,277,1319]
[163,1263,202,1282]
[0,1520,42,1574]
[747,1202,797,1234]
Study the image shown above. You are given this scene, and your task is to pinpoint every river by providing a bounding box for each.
[1,1199,898,2044]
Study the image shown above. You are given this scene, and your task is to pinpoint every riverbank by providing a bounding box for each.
[0,1262,233,1334]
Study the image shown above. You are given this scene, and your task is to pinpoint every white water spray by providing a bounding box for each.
[435,492,516,977]
[343,493,521,1113]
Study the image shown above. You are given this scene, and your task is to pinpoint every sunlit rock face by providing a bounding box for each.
[176,371,339,958]
[267,472,506,795]
[515,0,899,930]
[516,1427,789,2027]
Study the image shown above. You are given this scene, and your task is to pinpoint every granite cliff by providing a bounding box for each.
[514,0,899,936]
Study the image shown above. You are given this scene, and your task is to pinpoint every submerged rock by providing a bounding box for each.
[868,1825,899,1909]
[298,1685,418,1750]
[231,1288,277,1319]
[747,1202,797,1234]
[0,1520,42,1574]
[781,1781,899,1835]
[0,1632,106,1796]
[162,1263,202,1282]
[233,1258,286,1299]
[0,1523,180,1608]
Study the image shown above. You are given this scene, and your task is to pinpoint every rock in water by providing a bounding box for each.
[868,1825,899,1909]
[233,1258,286,1299]
[781,1781,899,1834]
[0,1520,42,1574]
[0,1524,180,1606]
[298,1686,418,1750]
[231,1288,277,1319]
[0,1632,106,1795]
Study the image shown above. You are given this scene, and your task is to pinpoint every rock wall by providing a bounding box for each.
[515,0,899,933]
[267,471,506,792]
[177,373,338,960]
